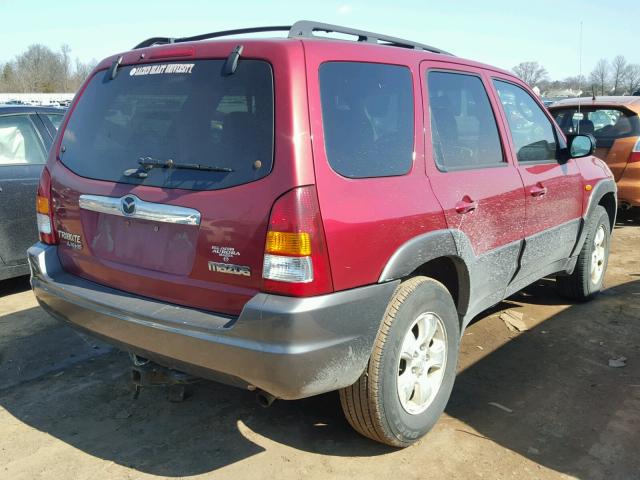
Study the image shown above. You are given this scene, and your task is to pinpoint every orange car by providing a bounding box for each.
[550,96,640,211]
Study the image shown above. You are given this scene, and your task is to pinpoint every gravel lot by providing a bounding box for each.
[1,219,638,480]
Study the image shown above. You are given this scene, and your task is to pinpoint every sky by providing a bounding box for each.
[1,0,637,80]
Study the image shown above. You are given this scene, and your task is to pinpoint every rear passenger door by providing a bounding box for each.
[421,63,526,316]
[490,78,583,283]
[0,113,51,266]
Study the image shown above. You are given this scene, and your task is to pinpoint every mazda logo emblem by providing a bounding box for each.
[121,195,136,216]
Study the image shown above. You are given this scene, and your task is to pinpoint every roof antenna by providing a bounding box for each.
[222,45,244,76]
[109,55,123,80]
[577,21,583,133]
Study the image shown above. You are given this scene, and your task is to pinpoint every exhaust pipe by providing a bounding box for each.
[256,390,277,408]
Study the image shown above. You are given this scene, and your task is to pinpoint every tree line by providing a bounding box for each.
[0,44,96,93]
[513,55,640,97]
[2,43,639,98]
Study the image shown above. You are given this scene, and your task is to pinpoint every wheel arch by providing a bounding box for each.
[571,179,617,257]
[598,191,617,231]
[378,230,472,321]
[587,179,617,227]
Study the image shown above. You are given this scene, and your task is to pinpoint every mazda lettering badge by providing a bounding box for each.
[121,195,136,216]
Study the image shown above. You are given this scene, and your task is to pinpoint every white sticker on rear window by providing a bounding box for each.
[129,63,195,76]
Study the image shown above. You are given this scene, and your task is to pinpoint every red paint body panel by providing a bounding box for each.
[574,156,617,213]
[516,161,583,236]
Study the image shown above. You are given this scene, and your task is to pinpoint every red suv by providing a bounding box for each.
[29,21,616,447]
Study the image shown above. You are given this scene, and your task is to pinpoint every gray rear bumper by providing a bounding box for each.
[28,243,398,399]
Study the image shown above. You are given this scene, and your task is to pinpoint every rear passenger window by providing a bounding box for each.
[427,71,504,171]
[319,62,414,178]
[494,80,558,163]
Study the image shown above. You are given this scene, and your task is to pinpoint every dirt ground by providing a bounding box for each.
[1,218,638,480]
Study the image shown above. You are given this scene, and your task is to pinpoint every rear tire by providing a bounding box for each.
[339,276,459,447]
[556,205,610,301]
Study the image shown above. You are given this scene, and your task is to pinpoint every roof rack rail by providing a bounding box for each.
[132,20,452,55]
[288,21,451,54]
[134,26,291,49]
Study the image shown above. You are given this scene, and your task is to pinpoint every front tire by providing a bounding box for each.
[556,205,610,301]
[339,276,459,447]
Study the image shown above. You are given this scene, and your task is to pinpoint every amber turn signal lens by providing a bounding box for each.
[265,231,311,256]
[36,195,50,214]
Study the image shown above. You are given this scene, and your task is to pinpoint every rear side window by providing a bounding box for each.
[552,107,640,148]
[60,60,273,191]
[494,80,558,163]
[0,115,46,165]
[319,62,414,178]
[427,71,504,171]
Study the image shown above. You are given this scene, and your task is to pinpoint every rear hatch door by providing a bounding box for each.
[52,54,290,316]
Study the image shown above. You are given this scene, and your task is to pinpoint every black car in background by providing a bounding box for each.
[0,106,64,281]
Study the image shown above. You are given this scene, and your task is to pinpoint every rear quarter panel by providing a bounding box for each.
[303,41,447,291]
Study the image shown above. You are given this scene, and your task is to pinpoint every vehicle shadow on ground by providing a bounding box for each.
[614,211,640,228]
[1,279,639,477]
[0,342,387,475]
[507,278,571,306]
[448,278,640,480]
[0,275,31,297]
[0,310,390,476]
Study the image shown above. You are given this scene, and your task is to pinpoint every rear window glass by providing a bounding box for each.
[552,107,640,147]
[319,62,414,178]
[60,60,273,191]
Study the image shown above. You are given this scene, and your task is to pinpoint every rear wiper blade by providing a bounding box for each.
[140,157,234,172]
[123,157,234,178]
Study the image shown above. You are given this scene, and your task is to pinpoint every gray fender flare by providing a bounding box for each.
[378,229,472,315]
[571,178,617,257]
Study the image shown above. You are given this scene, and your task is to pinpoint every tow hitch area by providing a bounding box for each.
[130,354,200,402]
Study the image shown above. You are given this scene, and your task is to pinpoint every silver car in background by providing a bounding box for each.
[0,105,64,281]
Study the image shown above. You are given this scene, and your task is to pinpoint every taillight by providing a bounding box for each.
[262,186,333,296]
[36,167,58,245]
[629,138,640,163]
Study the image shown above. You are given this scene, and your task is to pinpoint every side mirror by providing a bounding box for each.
[567,134,595,159]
